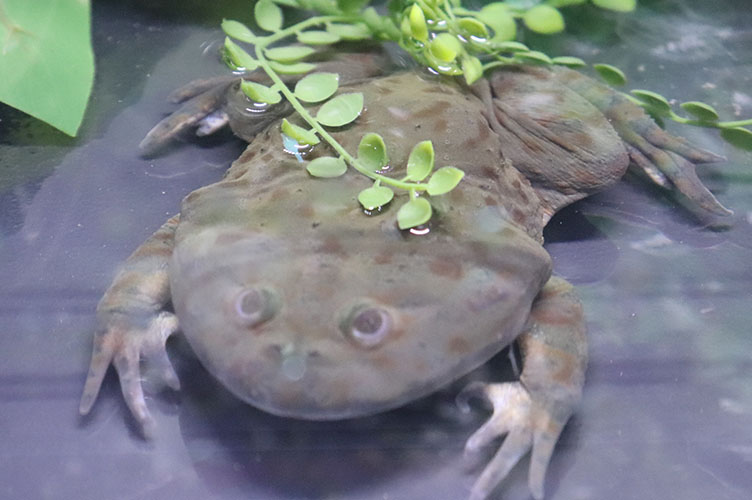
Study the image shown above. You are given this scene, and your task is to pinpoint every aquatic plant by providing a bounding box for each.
[220,0,752,228]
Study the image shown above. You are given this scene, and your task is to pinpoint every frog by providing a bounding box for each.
[79,49,730,500]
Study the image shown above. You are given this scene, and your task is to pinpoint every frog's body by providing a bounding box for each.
[81,57,729,499]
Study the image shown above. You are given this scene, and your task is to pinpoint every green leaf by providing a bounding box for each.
[406,141,435,181]
[326,23,371,40]
[272,0,300,6]
[423,49,463,75]
[430,33,463,63]
[224,37,259,71]
[426,167,464,195]
[461,55,484,85]
[254,0,283,32]
[592,0,636,12]
[269,60,316,74]
[552,56,587,68]
[316,93,364,127]
[523,5,565,35]
[514,51,553,65]
[357,133,389,171]
[221,19,256,43]
[409,4,428,42]
[294,72,340,103]
[720,127,752,151]
[491,41,530,53]
[631,89,672,115]
[358,185,395,210]
[478,4,517,42]
[281,118,320,145]
[265,45,316,63]
[458,18,489,40]
[680,101,720,121]
[297,30,341,45]
[306,156,347,177]
[337,0,370,13]
[397,198,432,229]
[0,0,94,136]
[240,80,282,104]
[593,63,627,86]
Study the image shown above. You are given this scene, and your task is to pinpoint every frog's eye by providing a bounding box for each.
[342,306,392,348]
[234,287,278,326]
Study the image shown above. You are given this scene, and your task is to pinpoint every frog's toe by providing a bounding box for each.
[80,311,179,437]
[139,80,235,156]
[464,382,563,500]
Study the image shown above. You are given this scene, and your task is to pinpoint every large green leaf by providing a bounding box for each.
[0,0,94,136]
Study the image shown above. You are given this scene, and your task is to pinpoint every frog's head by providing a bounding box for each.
[171,174,551,420]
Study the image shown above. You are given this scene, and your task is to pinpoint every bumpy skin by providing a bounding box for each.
[81,54,727,499]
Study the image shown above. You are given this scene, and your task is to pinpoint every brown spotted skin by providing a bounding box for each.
[82,63,728,498]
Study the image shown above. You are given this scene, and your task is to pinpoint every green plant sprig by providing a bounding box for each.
[223,0,465,229]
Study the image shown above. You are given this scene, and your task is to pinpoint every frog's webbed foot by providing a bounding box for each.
[463,382,560,500]
[80,216,180,436]
[80,310,180,436]
[462,277,587,500]
[552,66,731,217]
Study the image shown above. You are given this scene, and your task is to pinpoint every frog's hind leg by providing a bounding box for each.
[551,66,731,216]
[79,216,181,436]
[463,277,587,500]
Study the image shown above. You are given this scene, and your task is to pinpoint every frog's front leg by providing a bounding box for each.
[464,277,587,500]
[79,216,181,436]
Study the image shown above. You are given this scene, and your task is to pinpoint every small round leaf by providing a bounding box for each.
[358,185,394,210]
[458,18,488,40]
[478,4,516,42]
[430,33,463,63]
[306,156,347,178]
[357,133,389,171]
[680,101,719,122]
[491,41,529,53]
[269,60,316,75]
[593,63,627,86]
[222,20,256,43]
[281,118,320,145]
[265,45,316,63]
[224,38,259,71]
[409,4,429,42]
[406,141,434,181]
[720,127,752,151]
[461,55,484,85]
[552,56,586,68]
[427,167,465,196]
[397,198,432,230]
[631,89,672,115]
[326,23,371,41]
[241,80,281,104]
[523,6,565,35]
[294,72,339,103]
[297,30,341,45]
[514,51,553,65]
[592,0,636,12]
[254,0,283,32]
[316,93,364,127]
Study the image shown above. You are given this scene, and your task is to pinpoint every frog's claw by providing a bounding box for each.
[463,277,587,499]
[80,216,180,436]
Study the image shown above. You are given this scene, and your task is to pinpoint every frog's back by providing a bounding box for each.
[168,72,554,419]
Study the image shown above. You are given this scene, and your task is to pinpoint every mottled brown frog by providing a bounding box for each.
[80,52,729,499]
